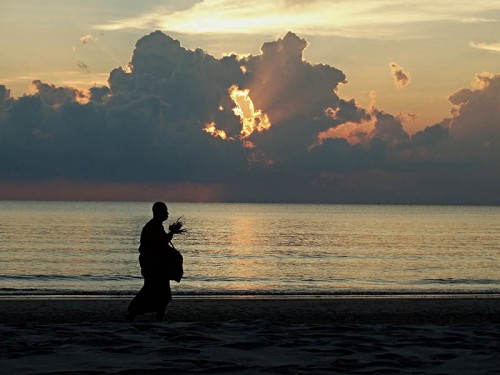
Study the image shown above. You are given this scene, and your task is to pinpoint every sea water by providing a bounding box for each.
[0,201,499,296]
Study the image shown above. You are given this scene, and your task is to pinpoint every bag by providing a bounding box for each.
[166,242,184,283]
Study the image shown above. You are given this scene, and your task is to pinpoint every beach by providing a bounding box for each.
[1,297,499,374]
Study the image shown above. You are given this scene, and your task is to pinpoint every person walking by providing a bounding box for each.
[126,202,184,321]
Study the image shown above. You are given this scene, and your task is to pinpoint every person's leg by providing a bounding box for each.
[126,273,153,320]
[126,292,141,320]
[155,308,165,321]
[155,282,172,321]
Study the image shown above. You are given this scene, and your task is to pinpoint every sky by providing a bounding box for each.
[0,0,499,203]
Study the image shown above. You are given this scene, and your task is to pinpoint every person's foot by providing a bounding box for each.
[125,312,136,321]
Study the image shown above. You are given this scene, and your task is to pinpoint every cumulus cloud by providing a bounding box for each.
[447,72,500,155]
[0,85,11,102]
[389,62,411,89]
[29,80,88,107]
[318,105,408,147]
[0,31,499,203]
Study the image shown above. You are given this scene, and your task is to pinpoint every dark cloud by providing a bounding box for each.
[89,85,110,103]
[0,85,11,102]
[0,31,498,203]
[389,62,411,89]
[448,73,500,147]
[30,80,87,107]
[77,61,90,73]
[411,124,450,149]
[372,109,410,145]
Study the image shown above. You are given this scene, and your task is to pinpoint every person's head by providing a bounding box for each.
[152,202,169,222]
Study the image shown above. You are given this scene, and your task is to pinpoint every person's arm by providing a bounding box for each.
[165,230,174,243]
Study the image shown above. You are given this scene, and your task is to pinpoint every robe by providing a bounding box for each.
[128,218,173,315]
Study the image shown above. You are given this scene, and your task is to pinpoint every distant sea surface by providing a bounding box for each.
[0,201,499,297]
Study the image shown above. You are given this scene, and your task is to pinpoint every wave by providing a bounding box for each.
[0,274,141,281]
[417,278,500,285]
[1,288,500,298]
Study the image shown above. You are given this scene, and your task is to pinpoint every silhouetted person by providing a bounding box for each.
[127,202,184,321]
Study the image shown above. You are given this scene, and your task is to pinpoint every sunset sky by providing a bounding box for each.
[0,1,499,203]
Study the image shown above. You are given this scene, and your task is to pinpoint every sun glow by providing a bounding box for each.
[229,85,271,138]
[204,85,272,145]
[203,122,228,140]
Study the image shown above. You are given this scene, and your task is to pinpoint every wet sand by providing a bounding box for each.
[1,297,499,374]
[1,296,499,324]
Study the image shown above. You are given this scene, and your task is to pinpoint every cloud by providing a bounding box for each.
[76,61,90,74]
[470,41,500,53]
[447,72,500,153]
[389,62,411,89]
[462,17,498,23]
[80,34,94,44]
[29,80,88,107]
[0,85,11,102]
[96,1,499,40]
[0,31,499,204]
[74,34,98,53]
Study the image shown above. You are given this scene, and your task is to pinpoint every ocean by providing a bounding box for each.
[0,201,499,297]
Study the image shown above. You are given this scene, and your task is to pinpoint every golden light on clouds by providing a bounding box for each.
[203,122,228,140]
[204,85,272,145]
[29,81,91,108]
[317,119,376,146]
[317,93,377,146]
[470,42,500,53]
[98,1,371,36]
[230,85,272,138]
[471,72,498,89]
[96,0,498,39]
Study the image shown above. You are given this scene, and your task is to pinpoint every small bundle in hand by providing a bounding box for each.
[169,217,187,235]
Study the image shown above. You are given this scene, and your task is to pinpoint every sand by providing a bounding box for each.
[1,296,499,374]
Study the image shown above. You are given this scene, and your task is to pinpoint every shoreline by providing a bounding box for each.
[2,291,500,299]
[1,295,499,324]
